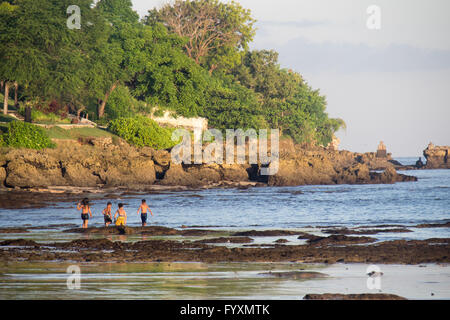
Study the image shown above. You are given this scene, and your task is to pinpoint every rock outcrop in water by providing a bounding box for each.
[266,140,416,186]
[0,137,418,189]
[423,143,449,169]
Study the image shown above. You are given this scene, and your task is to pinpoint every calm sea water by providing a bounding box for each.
[0,158,448,238]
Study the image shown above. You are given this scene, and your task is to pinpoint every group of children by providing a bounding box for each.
[77,198,153,229]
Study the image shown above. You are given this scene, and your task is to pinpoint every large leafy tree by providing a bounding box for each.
[233,49,345,145]
[0,2,15,114]
[145,0,256,74]
[94,0,148,118]
[132,23,209,118]
[0,0,110,114]
[0,0,42,114]
[203,75,265,130]
[233,50,301,131]
[131,22,263,127]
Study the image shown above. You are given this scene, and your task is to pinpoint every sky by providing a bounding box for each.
[131,0,450,157]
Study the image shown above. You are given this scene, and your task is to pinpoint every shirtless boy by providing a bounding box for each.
[137,199,153,227]
[77,198,93,229]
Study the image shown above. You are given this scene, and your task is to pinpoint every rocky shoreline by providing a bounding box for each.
[2,137,445,192]
[1,224,448,265]
[1,235,448,265]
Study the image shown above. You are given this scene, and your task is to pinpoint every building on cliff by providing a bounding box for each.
[151,110,208,133]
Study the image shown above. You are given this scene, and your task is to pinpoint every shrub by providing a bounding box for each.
[0,134,5,147]
[108,116,177,150]
[105,85,137,120]
[4,121,56,149]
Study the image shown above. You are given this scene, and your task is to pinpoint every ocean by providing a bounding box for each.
[0,157,449,300]
[0,157,448,241]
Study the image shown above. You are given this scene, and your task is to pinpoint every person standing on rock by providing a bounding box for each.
[137,199,153,227]
[77,198,93,229]
[114,203,127,226]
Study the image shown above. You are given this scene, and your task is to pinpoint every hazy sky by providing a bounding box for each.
[132,0,450,156]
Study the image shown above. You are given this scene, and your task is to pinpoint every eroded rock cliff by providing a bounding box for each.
[0,137,418,190]
[423,143,449,169]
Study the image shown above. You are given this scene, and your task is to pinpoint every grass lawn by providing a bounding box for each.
[45,126,116,140]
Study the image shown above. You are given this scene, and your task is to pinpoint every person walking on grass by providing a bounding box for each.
[137,199,153,227]
[77,198,93,229]
[114,203,127,226]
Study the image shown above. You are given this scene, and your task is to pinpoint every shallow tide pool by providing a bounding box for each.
[0,261,448,300]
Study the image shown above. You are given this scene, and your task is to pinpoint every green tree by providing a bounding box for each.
[0,1,32,114]
[103,84,137,119]
[94,0,149,118]
[0,0,111,115]
[132,23,210,118]
[233,49,345,145]
[203,75,264,130]
[145,0,256,74]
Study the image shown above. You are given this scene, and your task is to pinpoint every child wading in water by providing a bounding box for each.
[114,203,127,226]
[102,202,113,227]
[137,199,153,227]
[77,198,93,229]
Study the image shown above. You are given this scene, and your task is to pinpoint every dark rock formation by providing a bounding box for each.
[0,239,39,247]
[274,239,289,244]
[323,227,412,235]
[195,237,253,244]
[369,167,418,184]
[306,234,376,246]
[232,230,301,237]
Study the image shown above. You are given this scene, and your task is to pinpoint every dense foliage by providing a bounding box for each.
[145,0,255,73]
[3,121,55,149]
[101,85,138,119]
[108,116,176,149]
[0,0,345,147]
